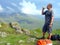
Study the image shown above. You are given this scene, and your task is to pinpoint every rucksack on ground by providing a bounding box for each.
[51,34,60,41]
[37,39,52,45]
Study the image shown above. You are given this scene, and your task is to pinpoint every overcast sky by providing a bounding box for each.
[0,0,60,18]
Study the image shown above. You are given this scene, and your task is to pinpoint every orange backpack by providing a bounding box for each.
[37,39,52,45]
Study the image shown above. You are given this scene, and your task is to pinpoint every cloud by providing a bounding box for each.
[11,3,18,7]
[19,0,41,15]
[11,3,20,10]
[6,6,15,12]
[0,5,4,12]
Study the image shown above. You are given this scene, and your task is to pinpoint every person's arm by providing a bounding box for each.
[49,10,54,27]
[42,8,45,15]
[49,16,54,27]
[50,16,54,25]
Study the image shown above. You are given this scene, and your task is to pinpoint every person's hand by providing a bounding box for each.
[42,7,45,10]
[49,24,52,28]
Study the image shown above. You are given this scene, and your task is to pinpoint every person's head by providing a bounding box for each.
[47,4,52,10]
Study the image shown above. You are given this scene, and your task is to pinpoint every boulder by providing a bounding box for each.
[16,30,23,34]
[21,29,30,35]
[27,38,36,43]
[9,22,23,33]
[18,40,24,43]
[0,32,7,38]
[6,43,11,45]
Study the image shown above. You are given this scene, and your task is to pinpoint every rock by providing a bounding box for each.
[21,29,30,35]
[6,43,10,45]
[18,40,24,43]
[9,22,23,34]
[16,30,23,34]
[0,32,7,38]
[27,38,36,43]
[9,22,31,34]
[0,24,2,27]
[18,40,25,45]
[9,22,21,30]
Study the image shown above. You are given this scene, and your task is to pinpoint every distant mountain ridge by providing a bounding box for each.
[0,12,60,30]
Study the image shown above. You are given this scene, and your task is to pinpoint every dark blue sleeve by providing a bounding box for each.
[43,11,47,15]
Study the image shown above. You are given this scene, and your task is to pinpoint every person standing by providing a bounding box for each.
[41,4,54,39]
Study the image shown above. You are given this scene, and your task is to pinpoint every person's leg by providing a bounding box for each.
[42,32,46,38]
[41,24,47,39]
[48,33,52,39]
[47,27,52,39]
[40,32,46,39]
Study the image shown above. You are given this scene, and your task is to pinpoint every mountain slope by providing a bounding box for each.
[0,23,60,45]
[0,13,60,30]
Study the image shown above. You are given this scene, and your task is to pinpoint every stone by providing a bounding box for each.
[0,32,7,38]
[18,40,24,43]
[0,24,2,27]
[9,22,22,34]
[21,29,30,35]
[16,30,23,34]
[27,38,36,43]
[6,43,10,45]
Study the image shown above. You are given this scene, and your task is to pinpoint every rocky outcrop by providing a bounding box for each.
[21,29,30,35]
[9,22,23,33]
[9,22,30,35]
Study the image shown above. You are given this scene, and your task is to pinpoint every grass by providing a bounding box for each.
[0,23,60,45]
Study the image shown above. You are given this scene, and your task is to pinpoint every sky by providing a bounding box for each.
[0,0,60,18]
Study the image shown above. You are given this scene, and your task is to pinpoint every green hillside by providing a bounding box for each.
[0,14,44,30]
[0,23,60,45]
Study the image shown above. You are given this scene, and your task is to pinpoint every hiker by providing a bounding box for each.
[41,4,54,39]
